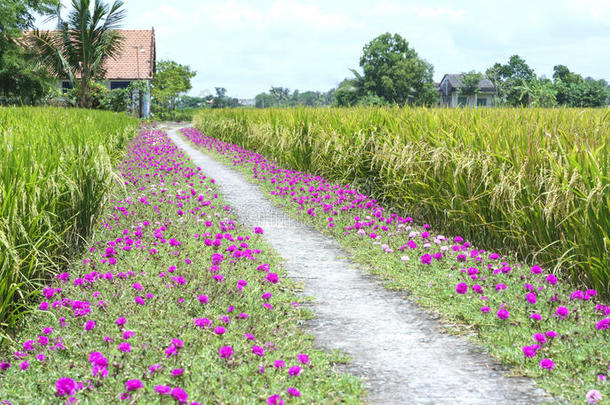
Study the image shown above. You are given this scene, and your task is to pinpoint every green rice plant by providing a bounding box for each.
[193,107,610,295]
[0,107,138,341]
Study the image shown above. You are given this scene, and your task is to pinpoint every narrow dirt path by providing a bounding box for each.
[167,127,549,405]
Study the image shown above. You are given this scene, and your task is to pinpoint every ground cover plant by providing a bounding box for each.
[0,129,363,403]
[0,107,138,339]
[193,107,610,296]
[180,126,609,404]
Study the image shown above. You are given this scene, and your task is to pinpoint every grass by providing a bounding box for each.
[180,126,609,404]
[0,129,364,403]
[193,107,610,296]
[0,107,139,343]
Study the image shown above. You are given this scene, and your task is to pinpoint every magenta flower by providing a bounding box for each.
[125,379,143,391]
[155,385,172,395]
[84,320,96,331]
[545,274,558,285]
[219,346,233,359]
[522,345,537,358]
[455,283,468,294]
[530,313,542,321]
[198,294,209,303]
[171,387,189,403]
[545,330,558,338]
[116,317,126,327]
[252,345,264,356]
[267,395,284,405]
[288,365,301,376]
[297,353,310,364]
[595,318,610,330]
[496,308,510,320]
[172,368,184,376]
[287,387,301,397]
[55,377,76,396]
[117,342,131,353]
[555,306,569,319]
[274,359,286,368]
[480,306,490,313]
[214,326,226,335]
[531,265,542,274]
[420,254,432,265]
[539,358,554,370]
[533,333,547,344]
[526,292,537,304]
[266,273,279,284]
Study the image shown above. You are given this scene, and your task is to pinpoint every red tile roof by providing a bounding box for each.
[106,29,155,80]
[23,29,156,80]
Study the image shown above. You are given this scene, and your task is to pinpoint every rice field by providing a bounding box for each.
[0,107,138,339]
[193,107,610,295]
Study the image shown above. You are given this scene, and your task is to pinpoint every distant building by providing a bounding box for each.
[51,29,156,117]
[438,74,496,107]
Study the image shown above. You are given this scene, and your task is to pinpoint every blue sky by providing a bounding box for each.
[40,0,610,98]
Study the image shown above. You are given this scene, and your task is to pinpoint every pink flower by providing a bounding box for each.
[455,283,468,294]
[531,265,542,274]
[266,273,279,284]
[84,320,96,331]
[287,387,301,397]
[55,377,76,396]
[274,359,286,368]
[595,318,610,330]
[545,274,557,285]
[288,365,301,376]
[586,390,602,404]
[522,345,537,358]
[116,317,126,327]
[533,333,547,344]
[125,379,143,391]
[172,368,184,376]
[267,395,284,405]
[496,308,510,320]
[555,306,569,319]
[420,254,432,265]
[214,326,226,335]
[539,358,555,370]
[297,353,310,364]
[219,346,233,359]
[155,385,172,395]
[526,292,537,304]
[480,306,490,313]
[252,345,264,356]
[171,387,189,403]
[530,313,542,321]
[117,342,131,353]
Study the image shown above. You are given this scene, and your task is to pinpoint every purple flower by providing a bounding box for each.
[125,379,143,391]
[117,342,131,353]
[84,320,96,331]
[530,313,542,321]
[171,387,189,403]
[555,306,569,319]
[219,346,233,359]
[455,283,468,294]
[545,274,557,285]
[267,395,284,405]
[252,345,264,356]
[480,306,490,313]
[274,359,286,368]
[595,318,610,330]
[116,317,126,327]
[172,368,184,376]
[420,254,432,265]
[526,292,537,304]
[214,326,226,335]
[533,333,547,344]
[297,353,310,364]
[545,330,558,338]
[266,273,279,284]
[522,345,537,358]
[496,308,510,320]
[531,265,542,274]
[288,365,301,376]
[539,358,555,370]
[155,385,172,395]
[286,387,301,397]
[55,377,76,396]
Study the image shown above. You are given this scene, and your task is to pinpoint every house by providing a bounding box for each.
[57,29,156,117]
[438,74,496,107]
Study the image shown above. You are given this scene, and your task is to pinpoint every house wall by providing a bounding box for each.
[441,91,495,108]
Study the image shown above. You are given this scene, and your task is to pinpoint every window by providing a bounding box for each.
[110,81,131,90]
[457,96,468,107]
[477,97,487,107]
[61,81,73,94]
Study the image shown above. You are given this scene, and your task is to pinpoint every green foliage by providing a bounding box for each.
[0,107,138,340]
[0,0,59,104]
[255,87,335,108]
[358,33,437,105]
[194,107,610,296]
[151,60,196,119]
[29,0,126,108]
[458,71,484,96]
[486,55,536,106]
[515,78,557,107]
[211,87,239,108]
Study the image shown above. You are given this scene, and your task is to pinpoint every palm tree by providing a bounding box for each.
[30,0,125,108]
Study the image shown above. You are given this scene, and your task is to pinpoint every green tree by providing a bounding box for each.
[358,32,436,105]
[0,0,59,104]
[458,71,483,97]
[486,55,535,106]
[151,60,196,117]
[515,77,557,107]
[30,0,126,108]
